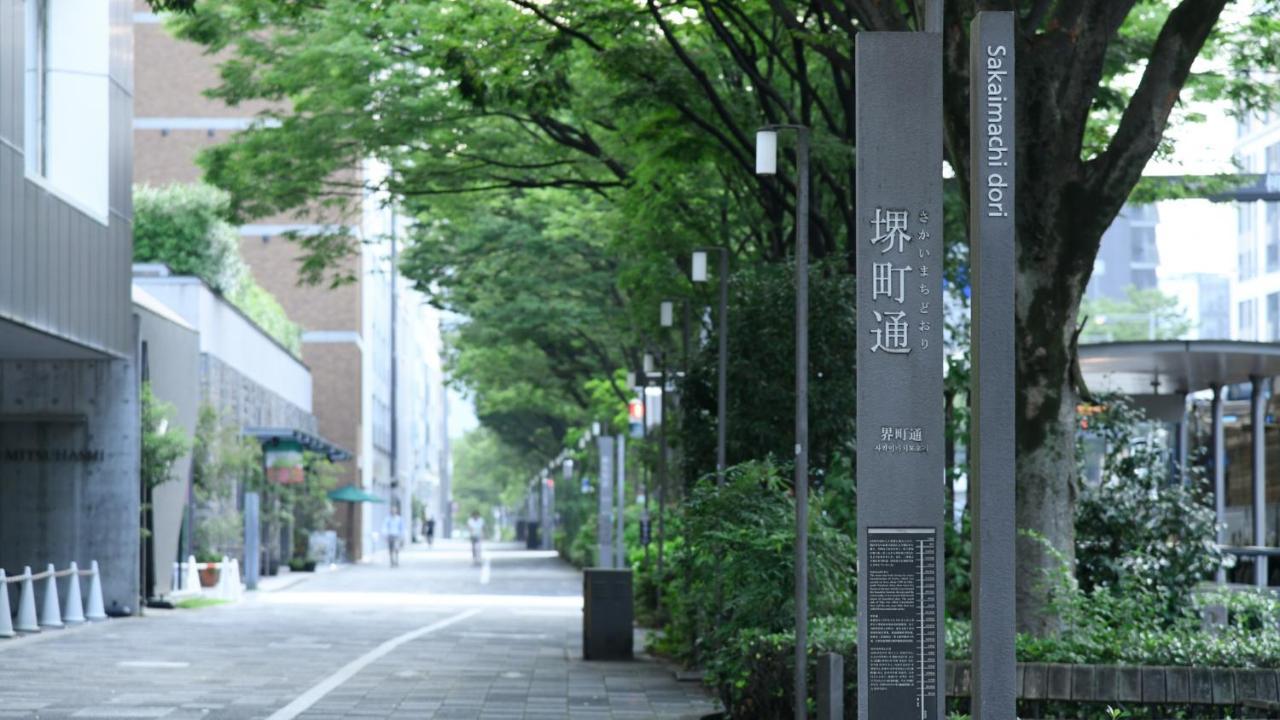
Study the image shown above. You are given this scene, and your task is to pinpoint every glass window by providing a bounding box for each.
[22,0,110,221]
[1269,143,1280,173]
[1241,203,1255,235]
[1240,299,1258,340]
[1131,268,1157,290]
[25,0,49,178]
[1270,293,1280,341]
[1270,203,1280,273]
[1130,226,1157,264]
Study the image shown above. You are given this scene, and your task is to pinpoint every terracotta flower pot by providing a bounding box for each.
[198,566,221,588]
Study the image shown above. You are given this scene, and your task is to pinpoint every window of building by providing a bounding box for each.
[1268,293,1280,341]
[1240,299,1258,340]
[1269,203,1280,273]
[23,0,110,222]
[1240,240,1257,281]
[1241,203,1255,235]
[1130,226,1158,265]
[1131,268,1157,290]
[1269,143,1280,173]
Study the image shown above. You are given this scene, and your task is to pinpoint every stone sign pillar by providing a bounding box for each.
[969,12,1017,719]
[855,31,945,720]
[597,435,615,568]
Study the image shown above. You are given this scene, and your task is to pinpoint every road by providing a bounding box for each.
[0,540,720,719]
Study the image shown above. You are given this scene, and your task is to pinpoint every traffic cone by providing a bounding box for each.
[0,569,14,638]
[14,567,39,633]
[62,562,85,625]
[184,556,200,593]
[230,556,241,599]
[213,556,229,599]
[84,561,106,621]
[39,564,63,628]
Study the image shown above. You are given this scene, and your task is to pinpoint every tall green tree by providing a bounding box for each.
[1079,286,1193,343]
[169,0,1280,631]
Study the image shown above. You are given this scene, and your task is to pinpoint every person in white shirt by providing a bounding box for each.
[467,511,485,565]
[382,505,404,567]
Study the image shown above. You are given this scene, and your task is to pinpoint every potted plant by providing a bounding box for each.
[288,557,317,573]
[196,551,221,587]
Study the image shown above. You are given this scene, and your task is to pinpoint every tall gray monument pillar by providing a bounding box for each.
[855,31,945,720]
[969,11,1017,719]
[597,435,615,568]
[615,435,627,569]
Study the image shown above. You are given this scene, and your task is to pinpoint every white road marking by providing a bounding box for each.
[265,608,481,720]
[480,558,491,585]
[116,661,190,669]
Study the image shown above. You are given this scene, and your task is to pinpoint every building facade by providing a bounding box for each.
[0,0,141,612]
[1233,108,1280,342]
[133,4,450,560]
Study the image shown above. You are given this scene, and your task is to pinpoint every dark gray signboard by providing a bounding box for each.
[969,12,1017,718]
[597,435,615,568]
[855,31,945,720]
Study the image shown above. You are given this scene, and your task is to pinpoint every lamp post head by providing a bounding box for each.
[591,421,602,436]
[660,301,674,327]
[691,250,708,282]
[755,129,778,175]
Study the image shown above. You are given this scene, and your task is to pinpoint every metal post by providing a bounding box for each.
[970,12,1016,720]
[541,475,552,551]
[390,210,398,504]
[1252,375,1268,587]
[717,248,729,485]
[1177,393,1190,485]
[1214,385,1227,585]
[616,434,627,569]
[243,492,260,590]
[793,127,811,720]
[656,363,668,613]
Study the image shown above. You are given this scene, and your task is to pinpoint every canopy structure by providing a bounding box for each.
[242,426,352,462]
[1079,340,1280,398]
[1078,340,1280,589]
[327,485,385,504]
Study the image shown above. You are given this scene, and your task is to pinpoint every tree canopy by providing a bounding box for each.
[169,0,1280,631]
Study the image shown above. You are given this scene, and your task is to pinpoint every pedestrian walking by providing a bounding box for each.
[467,511,485,566]
[425,516,435,549]
[382,505,404,568]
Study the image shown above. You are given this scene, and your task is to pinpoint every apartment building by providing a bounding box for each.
[132,5,450,559]
[0,0,141,612]
[1233,108,1280,341]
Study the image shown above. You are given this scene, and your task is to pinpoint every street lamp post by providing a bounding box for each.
[692,248,729,485]
[757,123,810,720]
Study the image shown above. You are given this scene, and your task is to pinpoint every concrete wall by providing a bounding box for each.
[133,276,313,414]
[201,353,316,434]
[0,354,140,614]
[137,294,200,599]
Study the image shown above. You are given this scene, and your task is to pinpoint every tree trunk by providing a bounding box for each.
[1014,225,1090,635]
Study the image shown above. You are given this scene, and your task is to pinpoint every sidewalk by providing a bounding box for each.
[0,540,721,719]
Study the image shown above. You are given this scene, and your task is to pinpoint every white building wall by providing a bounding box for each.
[1233,108,1280,341]
[133,273,312,413]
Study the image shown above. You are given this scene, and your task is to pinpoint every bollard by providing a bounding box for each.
[15,567,39,633]
[39,564,63,628]
[0,570,13,638]
[817,652,844,720]
[63,562,85,625]
[85,561,106,621]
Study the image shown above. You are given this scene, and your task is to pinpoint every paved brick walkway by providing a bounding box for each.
[0,541,720,719]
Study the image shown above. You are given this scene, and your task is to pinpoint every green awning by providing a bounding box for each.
[327,485,386,503]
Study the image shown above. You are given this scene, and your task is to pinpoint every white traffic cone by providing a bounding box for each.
[62,562,85,625]
[15,567,39,633]
[230,558,243,600]
[0,569,14,638]
[84,561,106,621]
[39,564,63,628]
[210,557,222,600]
[184,555,201,593]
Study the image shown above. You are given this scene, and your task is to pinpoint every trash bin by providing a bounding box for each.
[525,521,541,550]
[583,568,633,660]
